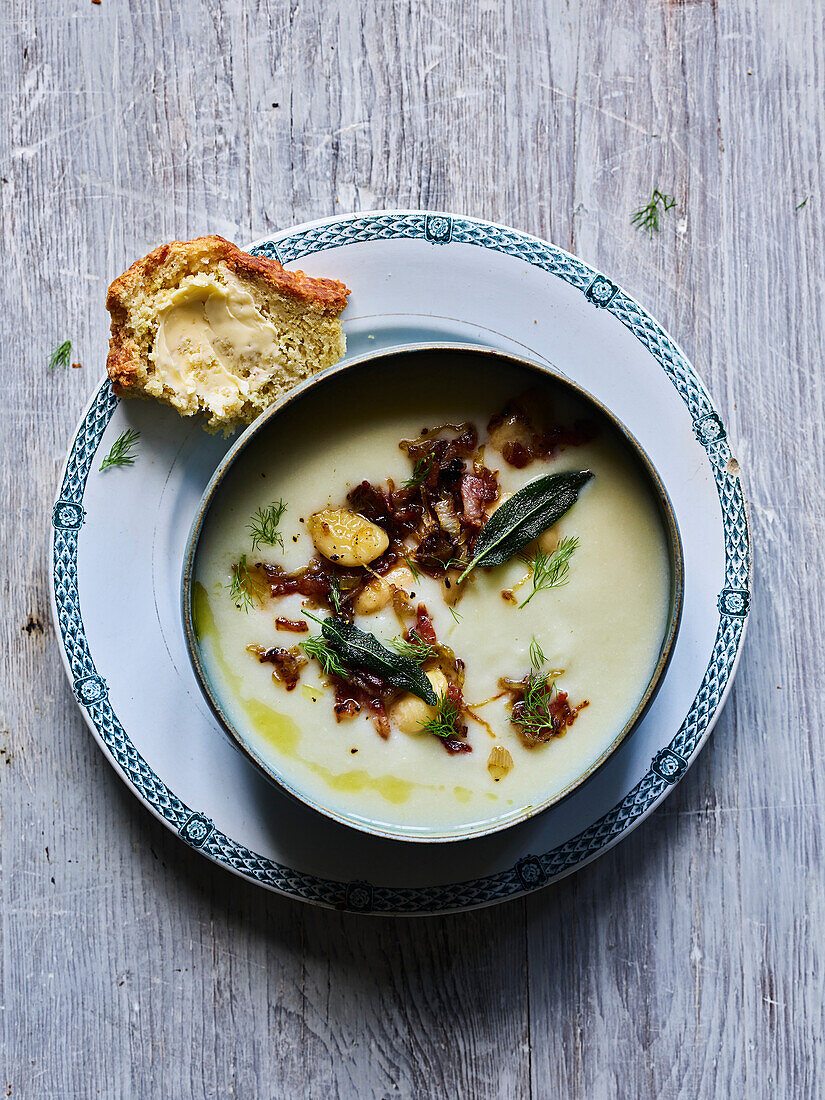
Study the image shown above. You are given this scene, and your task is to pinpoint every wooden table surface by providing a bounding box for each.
[2,2,822,1096]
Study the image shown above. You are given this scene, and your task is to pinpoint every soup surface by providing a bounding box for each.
[193,354,672,838]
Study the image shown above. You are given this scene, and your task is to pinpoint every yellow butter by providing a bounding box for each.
[152,272,279,419]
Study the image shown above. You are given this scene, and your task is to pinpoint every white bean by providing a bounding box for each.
[353,575,393,615]
[307,508,389,567]
[391,669,448,735]
[352,566,415,615]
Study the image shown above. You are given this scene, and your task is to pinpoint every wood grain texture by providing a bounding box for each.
[1,1,821,1096]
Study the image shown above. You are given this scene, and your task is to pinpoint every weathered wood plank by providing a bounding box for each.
[525,1,825,1098]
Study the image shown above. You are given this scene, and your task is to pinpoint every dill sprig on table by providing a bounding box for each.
[247,499,287,552]
[519,536,579,609]
[48,340,72,371]
[419,691,462,740]
[227,554,267,613]
[300,633,349,678]
[99,428,141,471]
[631,190,676,235]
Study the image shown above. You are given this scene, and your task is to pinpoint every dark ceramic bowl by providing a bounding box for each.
[182,344,684,842]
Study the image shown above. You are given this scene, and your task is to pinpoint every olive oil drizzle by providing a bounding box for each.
[193,583,456,805]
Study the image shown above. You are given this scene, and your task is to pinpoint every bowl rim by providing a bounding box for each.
[181,342,684,843]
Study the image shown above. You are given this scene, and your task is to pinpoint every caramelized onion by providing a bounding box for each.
[248,644,307,691]
[488,395,598,468]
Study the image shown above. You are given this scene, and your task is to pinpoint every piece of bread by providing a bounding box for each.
[106,235,350,431]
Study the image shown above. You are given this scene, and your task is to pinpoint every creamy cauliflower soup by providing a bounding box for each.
[191,351,675,839]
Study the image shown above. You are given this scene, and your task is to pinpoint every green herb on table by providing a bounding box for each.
[419,691,463,740]
[796,197,809,210]
[300,633,349,678]
[519,536,579,609]
[456,470,592,582]
[227,554,267,612]
[248,499,287,552]
[631,190,676,235]
[402,455,433,489]
[99,428,141,471]
[48,340,72,371]
[302,612,437,704]
[391,636,438,665]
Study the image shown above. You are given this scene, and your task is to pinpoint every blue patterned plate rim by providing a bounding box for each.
[50,209,751,915]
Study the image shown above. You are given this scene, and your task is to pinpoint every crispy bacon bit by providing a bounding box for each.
[460,469,499,527]
[399,422,478,472]
[502,674,589,746]
[414,604,438,645]
[331,668,393,738]
[275,616,309,633]
[245,400,592,748]
[347,481,422,541]
[348,432,501,584]
[333,685,361,720]
[414,528,456,577]
[437,457,465,486]
[249,645,307,691]
[442,735,472,755]
[442,681,471,754]
[516,689,588,743]
[260,558,363,617]
[503,441,530,468]
[488,396,597,468]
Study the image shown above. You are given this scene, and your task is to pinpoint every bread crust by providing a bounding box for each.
[106,235,350,395]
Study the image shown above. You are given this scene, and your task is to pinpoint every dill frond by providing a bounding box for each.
[391,636,438,665]
[247,499,287,553]
[49,340,72,371]
[402,554,423,584]
[631,189,676,235]
[327,574,343,613]
[227,554,267,612]
[512,672,557,741]
[402,455,433,489]
[419,691,462,739]
[300,633,348,677]
[519,536,579,609]
[99,428,141,471]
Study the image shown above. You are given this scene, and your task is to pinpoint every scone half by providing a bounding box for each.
[106,235,350,431]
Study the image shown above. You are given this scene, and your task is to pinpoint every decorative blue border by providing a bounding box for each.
[52,213,750,914]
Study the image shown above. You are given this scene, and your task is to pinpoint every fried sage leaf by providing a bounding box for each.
[457,470,593,581]
[310,615,438,705]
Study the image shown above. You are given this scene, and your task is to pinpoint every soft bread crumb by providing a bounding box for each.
[106,235,350,431]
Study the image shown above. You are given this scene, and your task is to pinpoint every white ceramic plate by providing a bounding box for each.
[50,211,750,914]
